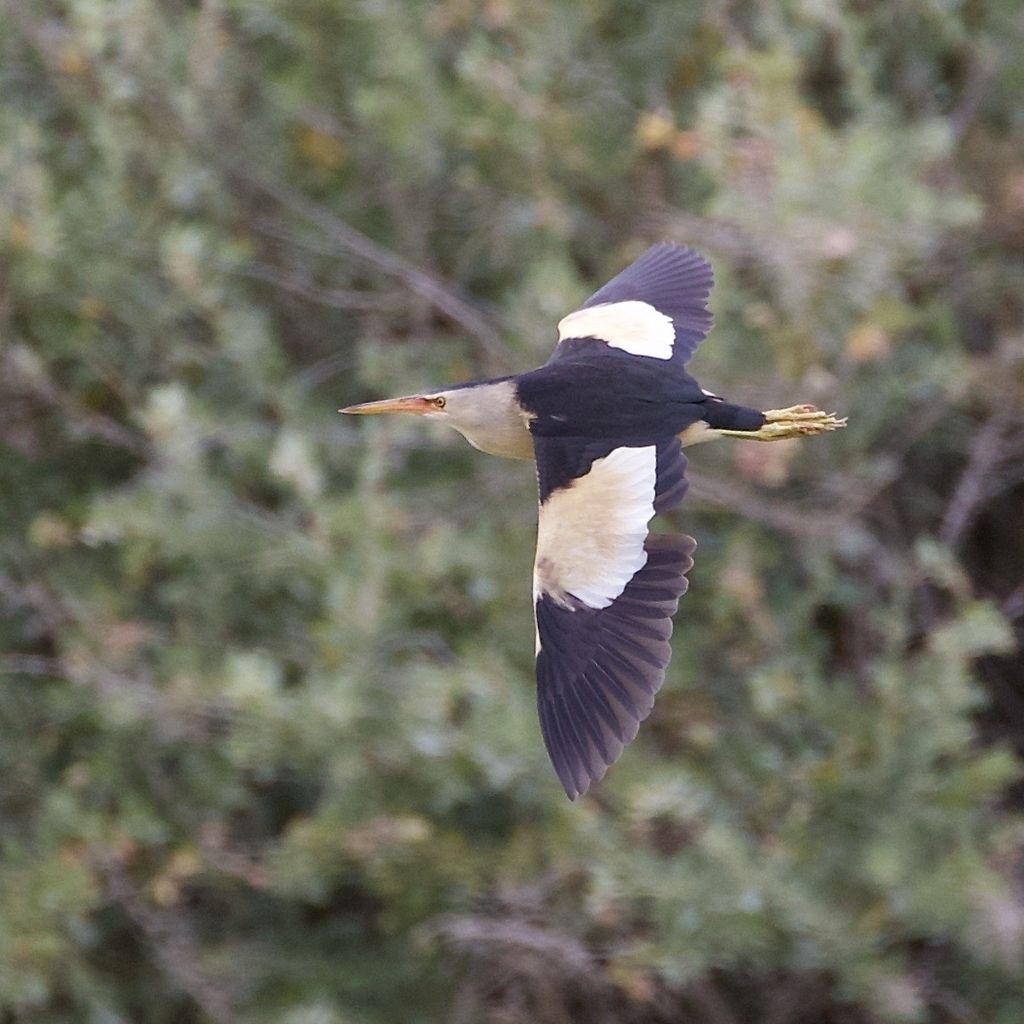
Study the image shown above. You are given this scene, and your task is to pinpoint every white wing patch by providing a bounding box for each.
[557,301,675,360]
[534,446,657,610]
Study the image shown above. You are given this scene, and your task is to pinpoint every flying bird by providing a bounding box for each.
[342,244,844,799]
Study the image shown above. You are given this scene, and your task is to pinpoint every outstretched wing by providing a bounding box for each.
[550,243,714,367]
[531,434,695,799]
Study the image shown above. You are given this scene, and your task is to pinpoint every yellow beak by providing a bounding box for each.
[339,395,435,416]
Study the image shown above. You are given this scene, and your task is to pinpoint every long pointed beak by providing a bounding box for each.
[339,395,435,416]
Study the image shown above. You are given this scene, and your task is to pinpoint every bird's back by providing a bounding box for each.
[516,350,706,442]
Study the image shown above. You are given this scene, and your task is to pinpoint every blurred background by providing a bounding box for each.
[2,1,1024,1021]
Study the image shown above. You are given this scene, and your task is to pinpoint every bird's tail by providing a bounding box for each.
[701,400,766,432]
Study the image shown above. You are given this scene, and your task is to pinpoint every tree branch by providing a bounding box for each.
[940,409,1020,548]
[227,170,514,371]
[231,258,406,312]
[100,859,236,1024]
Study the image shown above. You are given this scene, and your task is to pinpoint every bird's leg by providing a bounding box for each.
[716,405,847,442]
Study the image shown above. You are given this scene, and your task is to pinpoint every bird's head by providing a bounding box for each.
[340,376,531,460]
[341,377,517,429]
[340,385,493,432]
[340,391,452,420]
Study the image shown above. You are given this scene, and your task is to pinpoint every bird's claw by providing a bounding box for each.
[747,405,847,441]
[764,404,840,423]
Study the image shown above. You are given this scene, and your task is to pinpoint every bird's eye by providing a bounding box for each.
[433,396,446,409]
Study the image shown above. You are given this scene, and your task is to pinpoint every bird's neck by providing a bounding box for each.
[451,379,534,460]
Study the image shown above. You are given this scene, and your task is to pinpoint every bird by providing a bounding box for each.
[341,243,845,799]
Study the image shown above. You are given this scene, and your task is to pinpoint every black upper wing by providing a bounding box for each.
[550,243,714,367]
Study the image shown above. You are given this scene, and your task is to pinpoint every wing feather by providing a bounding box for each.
[550,243,714,366]
[532,435,696,799]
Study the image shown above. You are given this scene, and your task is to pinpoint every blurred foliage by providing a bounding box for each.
[2,0,1024,1021]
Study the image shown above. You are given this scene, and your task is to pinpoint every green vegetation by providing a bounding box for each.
[2,1,1023,1021]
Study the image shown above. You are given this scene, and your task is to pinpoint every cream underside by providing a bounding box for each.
[677,420,720,446]
[533,445,657,613]
[455,408,717,461]
[557,301,676,360]
[453,420,535,460]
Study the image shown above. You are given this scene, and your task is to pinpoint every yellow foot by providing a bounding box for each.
[719,405,847,442]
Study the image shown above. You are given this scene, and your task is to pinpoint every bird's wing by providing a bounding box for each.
[550,243,714,367]
[531,434,695,799]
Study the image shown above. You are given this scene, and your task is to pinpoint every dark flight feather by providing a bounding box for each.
[535,534,696,799]
[654,439,689,513]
